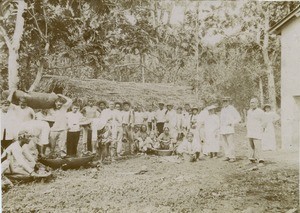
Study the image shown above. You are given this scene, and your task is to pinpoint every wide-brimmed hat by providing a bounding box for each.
[191,106,198,111]
[123,101,131,106]
[97,100,107,105]
[158,101,165,105]
[263,104,271,110]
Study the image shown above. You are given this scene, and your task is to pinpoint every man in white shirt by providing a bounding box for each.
[1,100,18,149]
[66,103,84,156]
[81,99,101,152]
[246,98,266,163]
[111,102,124,158]
[2,130,37,176]
[47,94,72,157]
[220,97,241,162]
[165,103,178,139]
[182,103,191,132]
[9,98,50,158]
[154,102,167,136]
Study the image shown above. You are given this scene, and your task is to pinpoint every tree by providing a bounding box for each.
[0,0,27,90]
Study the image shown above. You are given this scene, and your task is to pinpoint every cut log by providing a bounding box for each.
[2,90,58,109]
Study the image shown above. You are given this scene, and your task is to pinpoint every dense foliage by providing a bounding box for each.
[0,0,299,110]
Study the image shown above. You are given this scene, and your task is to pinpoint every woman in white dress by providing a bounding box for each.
[262,104,280,151]
[204,105,220,158]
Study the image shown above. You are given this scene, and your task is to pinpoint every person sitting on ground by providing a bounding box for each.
[66,102,84,157]
[136,124,150,152]
[2,131,49,177]
[156,127,176,150]
[177,132,201,162]
[141,131,157,152]
[47,94,73,158]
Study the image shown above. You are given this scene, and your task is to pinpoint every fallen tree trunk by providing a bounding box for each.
[2,90,58,109]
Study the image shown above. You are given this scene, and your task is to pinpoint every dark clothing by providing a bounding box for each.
[86,129,93,152]
[156,122,164,135]
[66,131,80,156]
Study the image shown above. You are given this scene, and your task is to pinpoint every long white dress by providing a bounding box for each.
[204,114,220,153]
[262,111,280,151]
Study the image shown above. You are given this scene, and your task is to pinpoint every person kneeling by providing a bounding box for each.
[177,132,201,162]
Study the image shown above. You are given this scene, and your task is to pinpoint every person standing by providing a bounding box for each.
[1,100,18,150]
[176,106,184,141]
[47,94,72,158]
[122,101,135,154]
[247,98,266,163]
[182,103,191,133]
[154,102,167,136]
[204,105,220,158]
[66,103,84,156]
[111,102,124,158]
[219,97,241,162]
[261,104,280,151]
[10,98,50,158]
[165,103,178,139]
[81,99,101,152]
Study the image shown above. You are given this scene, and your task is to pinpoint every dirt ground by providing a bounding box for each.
[2,126,299,213]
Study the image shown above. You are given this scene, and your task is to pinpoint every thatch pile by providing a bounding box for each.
[36,75,199,107]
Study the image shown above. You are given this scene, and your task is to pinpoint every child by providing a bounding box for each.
[66,103,84,157]
[204,105,220,158]
[97,126,112,162]
[136,125,150,152]
[177,132,201,162]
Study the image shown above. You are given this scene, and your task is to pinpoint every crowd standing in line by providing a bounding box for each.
[1,92,280,182]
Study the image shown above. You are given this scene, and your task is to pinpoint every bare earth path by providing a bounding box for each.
[2,126,299,213]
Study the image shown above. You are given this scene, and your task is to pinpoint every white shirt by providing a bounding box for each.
[177,138,201,154]
[134,112,146,125]
[182,110,191,128]
[13,105,35,123]
[67,111,84,132]
[1,110,18,140]
[165,109,177,128]
[197,109,209,128]
[146,111,155,123]
[48,105,70,132]
[3,142,34,174]
[122,110,134,125]
[220,105,241,134]
[155,109,167,123]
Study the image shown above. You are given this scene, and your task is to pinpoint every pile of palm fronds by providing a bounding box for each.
[36,75,199,107]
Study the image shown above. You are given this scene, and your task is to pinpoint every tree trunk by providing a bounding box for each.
[262,9,277,110]
[7,0,26,91]
[140,53,146,83]
[258,76,264,106]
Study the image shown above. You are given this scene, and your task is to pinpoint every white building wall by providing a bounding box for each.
[280,17,300,150]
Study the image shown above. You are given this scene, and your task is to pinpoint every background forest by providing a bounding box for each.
[1,0,299,111]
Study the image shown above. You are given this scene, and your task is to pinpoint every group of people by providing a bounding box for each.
[1,91,280,180]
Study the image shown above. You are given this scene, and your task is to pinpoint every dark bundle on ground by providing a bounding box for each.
[36,75,200,107]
